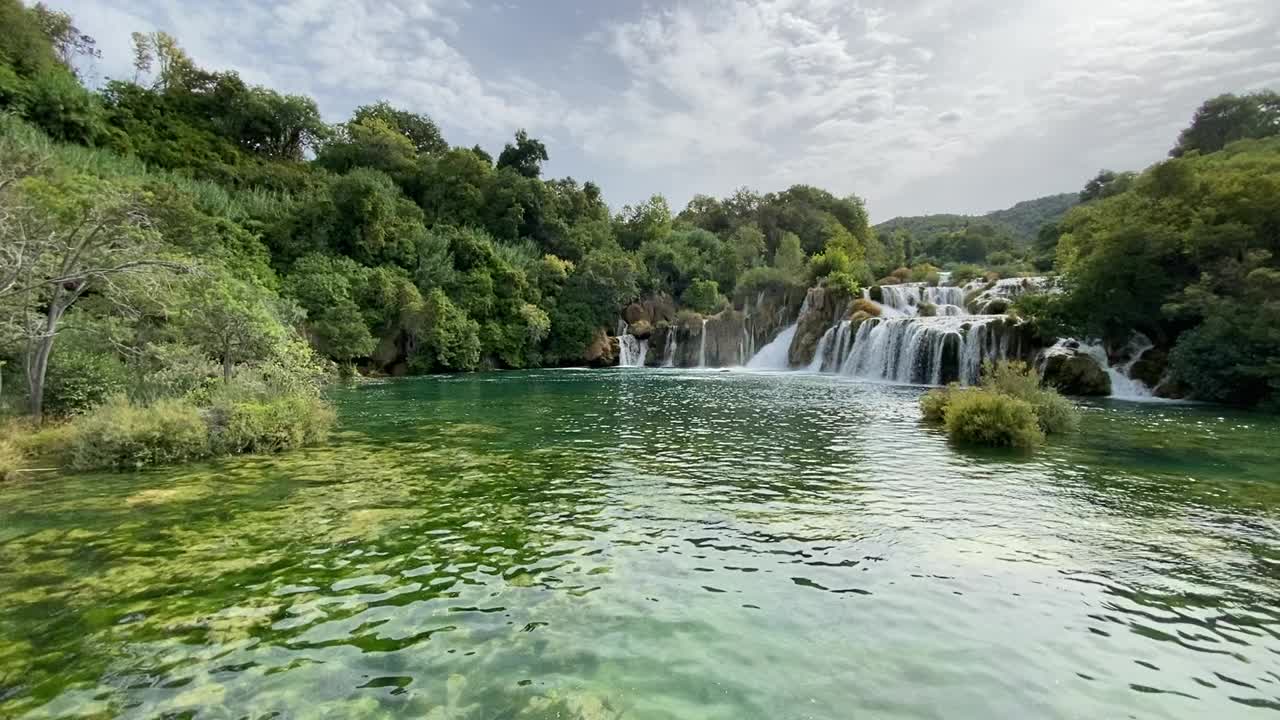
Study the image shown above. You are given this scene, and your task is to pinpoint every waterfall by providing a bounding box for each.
[698,319,708,368]
[876,283,965,317]
[808,326,836,372]
[839,316,1022,386]
[617,333,648,368]
[662,329,677,368]
[746,323,798,370]
[1077,336,1156,400]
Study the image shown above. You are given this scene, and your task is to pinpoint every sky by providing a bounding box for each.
[57,0,1280,222]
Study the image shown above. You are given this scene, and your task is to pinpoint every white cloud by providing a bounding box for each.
[56,0,1280,219]
[61,0,560,138]
[568,0,1280,218]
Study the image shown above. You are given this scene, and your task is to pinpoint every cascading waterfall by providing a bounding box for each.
[617,333,648,368]
[745,322,798,370]
[839,316,1021,385]
[662,330,678,368]
[872,283,966,317]
[1079,337,1156,400]
[698,319,708,368]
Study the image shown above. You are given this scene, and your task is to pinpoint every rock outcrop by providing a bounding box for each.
[1038,340,1111,396]
[788,286,854,368]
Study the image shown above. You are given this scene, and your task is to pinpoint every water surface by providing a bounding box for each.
[3,369,1279,718]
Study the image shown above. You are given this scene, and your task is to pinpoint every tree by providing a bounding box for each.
[681,279,726,315]
[0,0,62,77]
[175,271,286,383]
[1080,170,1136,202]
[0,171,180,422]
[615,194,672,251]
[31,2,100,74]
[315,117,417,176]
[1171,91,1280,157]
[773,232,806,281]
[496,129,548,178]
[351,101,447,156]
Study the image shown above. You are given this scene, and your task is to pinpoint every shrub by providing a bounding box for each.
[918,302,938,317]
[920,387,953,422]
[682,278,728,315]
[943,389,1044,448]
[949,264,983,284]
[876,275,901,286]
[890,267,911,282]
[909,264,941,284]
[208,394,335,454]
[980,360,1080,434]
[851,297,881,317]
[43,347,128,417]
[69,397,210,470]
[0,436,24,481]
[734,266,796,300]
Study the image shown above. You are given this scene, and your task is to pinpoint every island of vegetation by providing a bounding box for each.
[1,0,1278,473]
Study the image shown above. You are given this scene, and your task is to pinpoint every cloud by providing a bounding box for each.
[57,0,1280,219]
[566,0,1280,218]
[61,0,561,140]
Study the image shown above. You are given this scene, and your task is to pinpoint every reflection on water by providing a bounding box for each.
[2,369,1279,718]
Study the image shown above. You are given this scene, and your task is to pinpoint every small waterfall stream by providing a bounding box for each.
[698,319,708,368]
[662,330,677,368]
[617,334,648,368]
[745,323,798,370]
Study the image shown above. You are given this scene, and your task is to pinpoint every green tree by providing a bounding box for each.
[351,101,447,156]
[773,232,806,282]
[1171,91,1280,157]
[0,170,178,422]
[175,272,287,383]
[418,288,480,371]
[681,279,726,315]
[496,129,548,178]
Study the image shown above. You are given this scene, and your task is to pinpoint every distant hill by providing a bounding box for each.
[875,192,1080,247]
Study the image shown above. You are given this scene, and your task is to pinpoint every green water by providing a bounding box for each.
[3,370,1280,719]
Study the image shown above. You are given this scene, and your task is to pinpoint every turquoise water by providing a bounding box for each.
[2,369,1279,718]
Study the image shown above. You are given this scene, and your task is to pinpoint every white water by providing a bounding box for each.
[618,333,648,368]
[662,330,677,368]
[838,315,1018,386]
[697,319,708,368]
[1081,337,1156,400]
[746,323,798,370]
[873,284,966,317]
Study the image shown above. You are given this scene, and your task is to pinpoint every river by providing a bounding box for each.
[2,369,1278,718]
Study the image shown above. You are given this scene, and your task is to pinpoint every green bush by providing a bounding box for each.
[943,389,1044,448]
[208,393,335,454]
[69,397,210,470]
[43,348,128,416]
[920,387,953,422]
[682,278,728,315]
[921,362,1078,447]
[980,360,1079,434]
[0,436,24,481]
[949,264,983,284]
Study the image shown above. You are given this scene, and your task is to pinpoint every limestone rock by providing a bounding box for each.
[583,328,616,367]
[1039,341,1111,396]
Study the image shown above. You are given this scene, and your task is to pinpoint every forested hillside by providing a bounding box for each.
[0,0,892,435]
[873,193,1079,271]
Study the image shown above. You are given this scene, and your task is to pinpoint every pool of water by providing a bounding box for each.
[2,369,1279,718]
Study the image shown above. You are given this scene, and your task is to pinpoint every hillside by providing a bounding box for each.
[875,192,1079,247]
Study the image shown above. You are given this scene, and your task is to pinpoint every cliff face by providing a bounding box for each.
[788,286,854,368]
